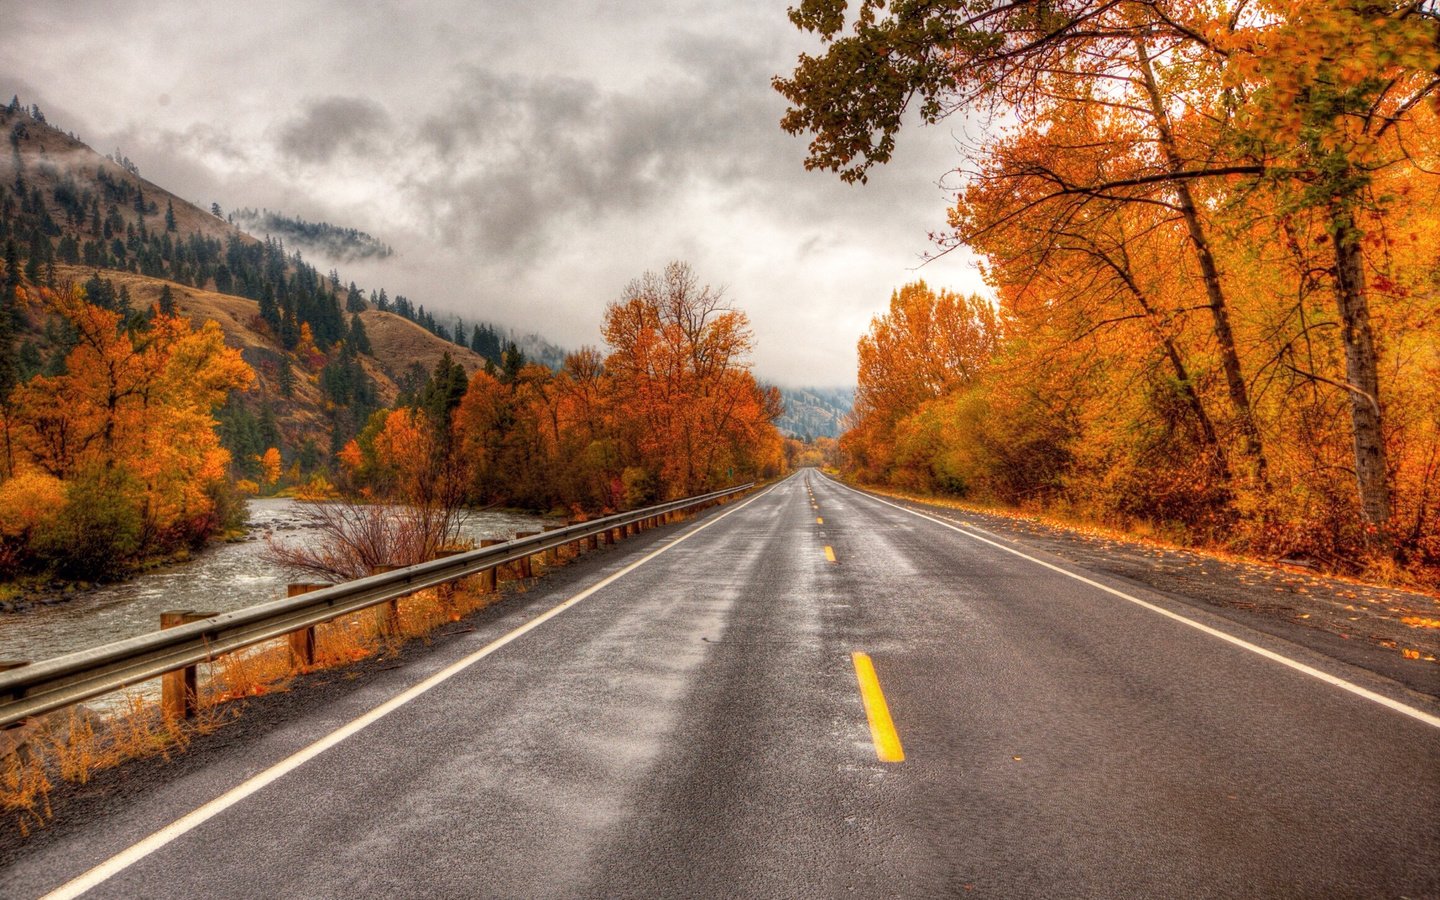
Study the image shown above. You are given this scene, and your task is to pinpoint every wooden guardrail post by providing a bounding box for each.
[513,532,540,579]
[542,526,563,566]
[285,584,329,667]
[160,610,216,720]
[0,663,34,763]
[369,566,403,634]
[432,547,467,619]
[479,539,502,590]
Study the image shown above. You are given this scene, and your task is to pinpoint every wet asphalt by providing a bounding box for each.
[3,470,1438,898]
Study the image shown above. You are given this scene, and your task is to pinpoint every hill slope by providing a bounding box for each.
[776,387,853,440]
[3,101,518,471]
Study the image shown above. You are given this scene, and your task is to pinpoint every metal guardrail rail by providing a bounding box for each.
[0,484,754,728]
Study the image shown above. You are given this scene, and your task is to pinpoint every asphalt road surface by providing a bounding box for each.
[5,471,1438,898]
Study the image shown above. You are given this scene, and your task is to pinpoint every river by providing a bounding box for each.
[0,498,549,666]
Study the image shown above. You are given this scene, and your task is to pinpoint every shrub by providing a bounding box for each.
[34,471,144,579]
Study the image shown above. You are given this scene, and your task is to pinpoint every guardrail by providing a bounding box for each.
[0,483,754,729]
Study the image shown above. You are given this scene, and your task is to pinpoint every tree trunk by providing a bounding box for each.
[1100,246,1230,481]
[1329,200,1391,544]
[1135,37,1269,488]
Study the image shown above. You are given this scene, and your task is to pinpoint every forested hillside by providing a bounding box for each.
[776,387,852,440]
[0,99,547,475]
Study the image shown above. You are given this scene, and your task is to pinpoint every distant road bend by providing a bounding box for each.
[6,471,1438,898]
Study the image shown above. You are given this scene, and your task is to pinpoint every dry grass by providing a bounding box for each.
[1,692,235,839]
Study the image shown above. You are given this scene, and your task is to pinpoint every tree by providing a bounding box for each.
[259,283,281,332]
[277,355,296,398]
[345,282,365,313]
[348,313,371,354]
[0,239,20,401]
[777,0,1276,484]
[4,285,253,571]
[602,261,779,496]
[843,282,1001,485]
[785,1,1440,564]
[157,284,176,317]
[259,446,282,489]
[164,199,177,232]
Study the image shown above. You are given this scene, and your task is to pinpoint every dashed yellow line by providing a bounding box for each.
[824,545,836,562]
[852,652,905,763]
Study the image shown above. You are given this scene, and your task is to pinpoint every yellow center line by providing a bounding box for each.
[823,545,836,562]
[852,652,905,763]
[816,516,824,524]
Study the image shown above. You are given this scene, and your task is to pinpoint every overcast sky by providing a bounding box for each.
[2,0,988,386]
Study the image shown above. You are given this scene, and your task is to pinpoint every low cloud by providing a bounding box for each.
[277,96,391,165]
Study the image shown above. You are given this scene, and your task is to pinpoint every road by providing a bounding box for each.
[4,471,1438,898]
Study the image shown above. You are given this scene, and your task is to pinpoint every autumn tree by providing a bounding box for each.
[778,0,1440,558]
[602,261,780,498]
[847,281,998,483]
[1,284,252,574]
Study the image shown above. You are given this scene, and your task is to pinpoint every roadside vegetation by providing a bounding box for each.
[779,1,1440,586]
[1,478,733,842]
[0,282,251,581]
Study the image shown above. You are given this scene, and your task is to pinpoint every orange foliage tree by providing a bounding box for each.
[781,0,1440,573]
[0,285,253,574]
[602,262,783,499]
[350,262,785,516]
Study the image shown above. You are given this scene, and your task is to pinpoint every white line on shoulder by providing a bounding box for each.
[821,474,1440,730]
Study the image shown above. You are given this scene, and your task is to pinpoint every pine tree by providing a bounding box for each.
[501,342,525,384]
[259,283,281,331]
[164,199,177,232]
[277,355,295,398]
[258,402,281,451]
[348,313,371,355]
[280,308,299,350]
[345,282,365,313]
[158,284,176,317]
[0,239,20,398]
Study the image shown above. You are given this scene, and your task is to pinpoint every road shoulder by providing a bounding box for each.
[830,477,1440,701]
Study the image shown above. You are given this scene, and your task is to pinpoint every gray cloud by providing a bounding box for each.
[277,96,391,164]
[1,0,987,385]
[391,34,835,261]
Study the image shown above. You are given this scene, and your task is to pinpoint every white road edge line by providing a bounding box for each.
[42,480,786,900]
[821,474,1440,731]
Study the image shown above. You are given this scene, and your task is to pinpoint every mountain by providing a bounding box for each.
[776,386,853,440]
[0,99,526,475]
